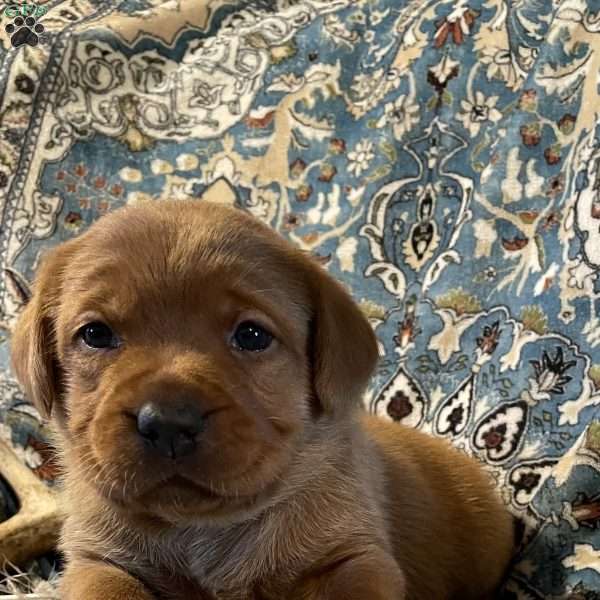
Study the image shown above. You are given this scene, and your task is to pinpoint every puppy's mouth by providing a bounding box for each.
[107,470,283,528]
[94,462,268,508]
[161,475,221,499]
[99,470,225,505]
[93,459,288,527]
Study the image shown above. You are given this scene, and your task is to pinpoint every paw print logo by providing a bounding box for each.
[5,15,45,48]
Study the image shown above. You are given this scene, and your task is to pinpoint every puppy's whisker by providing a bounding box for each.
[120,469,130,500]
[107,478,118,500]
[267,416,287,423]
[130,471,140,496]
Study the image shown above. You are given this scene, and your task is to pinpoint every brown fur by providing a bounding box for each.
[11,198,514,600]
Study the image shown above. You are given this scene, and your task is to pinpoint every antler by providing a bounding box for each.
[0,440,61,566]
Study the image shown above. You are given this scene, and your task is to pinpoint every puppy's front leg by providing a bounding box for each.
[60,559,156,600]
[294,546,406,600]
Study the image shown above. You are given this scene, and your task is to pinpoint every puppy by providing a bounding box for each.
[11,198,514,600]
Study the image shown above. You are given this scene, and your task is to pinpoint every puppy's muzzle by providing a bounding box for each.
[136,397,204,460]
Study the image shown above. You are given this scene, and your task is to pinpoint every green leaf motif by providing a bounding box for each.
[364,164,393,183]
[534,234,545,269]
[521,305,548,335]
[379,141,397,162]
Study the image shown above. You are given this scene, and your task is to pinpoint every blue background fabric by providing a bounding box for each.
[1,0,600,596]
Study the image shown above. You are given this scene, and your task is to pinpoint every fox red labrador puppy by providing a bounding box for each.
[11,198,513,600]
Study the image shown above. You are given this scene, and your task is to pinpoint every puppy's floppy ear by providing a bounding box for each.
[308,262,379,415]
[10,243,75,418]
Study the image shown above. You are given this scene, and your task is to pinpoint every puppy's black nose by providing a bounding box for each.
[136,401,203,459]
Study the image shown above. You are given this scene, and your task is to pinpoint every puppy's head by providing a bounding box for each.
[11,200,377,525]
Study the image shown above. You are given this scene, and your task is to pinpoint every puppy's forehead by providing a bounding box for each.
[61,201,309,315]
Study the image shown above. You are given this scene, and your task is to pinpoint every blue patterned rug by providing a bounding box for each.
[1,0,600,597]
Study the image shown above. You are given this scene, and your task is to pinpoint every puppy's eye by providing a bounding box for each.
[79,322,116,349]
[232,321,273,352]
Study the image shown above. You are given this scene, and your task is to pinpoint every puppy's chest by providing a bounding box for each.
[147,525,303,599]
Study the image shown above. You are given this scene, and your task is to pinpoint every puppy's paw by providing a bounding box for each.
[60,560,156,600]
[294,546,406,600]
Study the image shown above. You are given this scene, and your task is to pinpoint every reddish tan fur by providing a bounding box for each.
[11,200,514,600]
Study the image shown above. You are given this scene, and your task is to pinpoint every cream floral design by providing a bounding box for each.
[456,91,503,137]
[376,95,420,140]
[347,140,375,177]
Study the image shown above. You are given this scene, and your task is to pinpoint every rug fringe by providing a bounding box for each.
[0,564,59,599]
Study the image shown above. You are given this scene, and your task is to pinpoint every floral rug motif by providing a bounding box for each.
[1,0,600,597]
